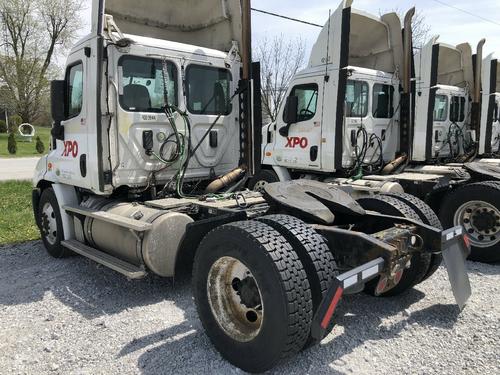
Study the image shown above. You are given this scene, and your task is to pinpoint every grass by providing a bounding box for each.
[0,126,51,158]
[0,180,39,245]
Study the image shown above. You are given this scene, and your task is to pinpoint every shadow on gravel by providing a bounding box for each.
[130,287,461,374]
[0,241,179,319]
[1,242,465,374]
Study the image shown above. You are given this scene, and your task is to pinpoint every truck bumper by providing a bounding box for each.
[310,226,471,341]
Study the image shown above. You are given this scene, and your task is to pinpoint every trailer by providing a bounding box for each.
[31,0,471,372]
[258,0,500,263]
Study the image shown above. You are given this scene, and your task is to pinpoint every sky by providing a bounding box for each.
[79,0,500,58]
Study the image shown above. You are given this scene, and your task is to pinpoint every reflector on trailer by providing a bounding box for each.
[311,257,385,340]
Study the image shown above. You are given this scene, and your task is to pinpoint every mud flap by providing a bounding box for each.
[310,257,385,340]
[441,226,472,311]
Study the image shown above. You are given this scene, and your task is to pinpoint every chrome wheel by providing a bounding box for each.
[41,202,58,245]
[454,200,500,248]
[207,256,264,342]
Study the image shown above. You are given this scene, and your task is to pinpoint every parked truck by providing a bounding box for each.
[32,0,471,372]
[258,0,500,263]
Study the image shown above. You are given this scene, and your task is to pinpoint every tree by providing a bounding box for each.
[7,132,16,154]
[0,0,83,123]
[254,35,306,123]
[35,135,44,153]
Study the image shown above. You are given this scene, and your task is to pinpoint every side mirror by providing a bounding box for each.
[280,96,298,137]
[283,96,298,124]
[50,80,66,141]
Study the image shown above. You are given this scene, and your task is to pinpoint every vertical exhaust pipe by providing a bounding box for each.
[473,39,486,104]
[391,7,415,167]
[403,7,415,95]
[468,38,486,160]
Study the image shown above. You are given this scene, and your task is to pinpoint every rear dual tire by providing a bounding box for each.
[193,217,340,372]
[192,220,313,373]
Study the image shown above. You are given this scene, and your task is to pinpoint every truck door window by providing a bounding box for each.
[433,95,448,121]
[345,80,368,118]
[186,65,232,115]
[119,56,177,112]
[450,96,466,122]
[373,84,394,118]
[66,63,83,118]
[289,84,318,122]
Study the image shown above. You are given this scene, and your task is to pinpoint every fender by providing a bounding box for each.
[52,183,78,240]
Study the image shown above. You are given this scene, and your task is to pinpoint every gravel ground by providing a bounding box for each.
[0,241,499,375]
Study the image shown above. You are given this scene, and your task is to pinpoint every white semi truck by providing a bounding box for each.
[32,0,472,372]
[259,0,500,263]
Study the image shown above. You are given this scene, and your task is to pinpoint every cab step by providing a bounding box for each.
[62,239,147,279]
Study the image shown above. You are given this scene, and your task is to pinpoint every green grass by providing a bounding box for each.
[0,126,51,158]
[0,181,40,245]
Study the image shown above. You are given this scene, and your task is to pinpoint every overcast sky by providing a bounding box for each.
[79,0,500,57]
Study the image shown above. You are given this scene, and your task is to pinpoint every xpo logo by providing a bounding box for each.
[62,140,79,158]
[285,137,308,149]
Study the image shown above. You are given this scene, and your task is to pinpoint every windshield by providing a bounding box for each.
[119,56,178,112]
[186,65,232,115]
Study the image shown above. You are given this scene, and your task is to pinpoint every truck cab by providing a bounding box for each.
[34,0,242,196]
[262,2,404,175]
[412,39,475,162]
[430,85,470,159]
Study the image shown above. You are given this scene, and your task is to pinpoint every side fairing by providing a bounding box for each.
[479,55,498,155]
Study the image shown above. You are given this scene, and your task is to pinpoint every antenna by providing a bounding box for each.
[324,9,331,81]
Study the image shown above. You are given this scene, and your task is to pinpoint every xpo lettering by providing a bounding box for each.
[285,137,308,149]
[62,141,79,158]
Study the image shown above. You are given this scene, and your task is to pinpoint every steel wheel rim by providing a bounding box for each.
[454,200,500,248]
[207,256,264,342]
[41,202,58,245]
[253,180,268,192]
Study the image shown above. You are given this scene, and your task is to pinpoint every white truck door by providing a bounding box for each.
[48,49,90,188]
[272,78,324,170]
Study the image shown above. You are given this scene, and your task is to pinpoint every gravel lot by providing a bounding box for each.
[1,241,499,375]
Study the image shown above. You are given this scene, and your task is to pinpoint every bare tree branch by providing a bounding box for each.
[254,35,306,123]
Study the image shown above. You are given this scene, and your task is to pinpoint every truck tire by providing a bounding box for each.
[384,192,443,282]
[357,195,432,296]
[38,188,70,258]
[257,214,339,344]
[248,169,279,191]
[440,181,500,263]
[192,220,313,373]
